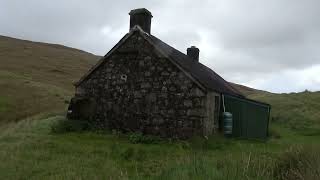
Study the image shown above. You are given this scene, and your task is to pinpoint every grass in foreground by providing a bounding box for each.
[0,116,319,180]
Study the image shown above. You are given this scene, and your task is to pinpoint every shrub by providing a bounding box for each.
[51,119,90,133]
[129,132,162,144]
[120,147,135,160]
[188,135,233,151]
[273,145,320,180]
[111,129,122,137]
[109,143,147,162]
[269,128,281,139]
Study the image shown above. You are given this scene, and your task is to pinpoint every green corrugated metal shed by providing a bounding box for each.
[222,95,271,139]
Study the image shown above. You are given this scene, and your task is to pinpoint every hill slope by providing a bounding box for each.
[0,35,98,123]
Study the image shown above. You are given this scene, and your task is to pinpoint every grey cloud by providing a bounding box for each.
[0,0,319,92]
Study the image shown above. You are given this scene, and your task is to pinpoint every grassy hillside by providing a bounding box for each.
[249,91,320,132]
[0,35,98,123]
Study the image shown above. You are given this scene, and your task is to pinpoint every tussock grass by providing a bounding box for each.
[274,145,320,180]
[0,116,319,179]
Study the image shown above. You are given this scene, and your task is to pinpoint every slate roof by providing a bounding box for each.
[75,27,243,97]
[146,35,244,97]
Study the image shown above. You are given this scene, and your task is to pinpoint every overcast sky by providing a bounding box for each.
[1,0,319,93]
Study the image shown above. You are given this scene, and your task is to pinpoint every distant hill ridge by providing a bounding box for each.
[0,35,98,56]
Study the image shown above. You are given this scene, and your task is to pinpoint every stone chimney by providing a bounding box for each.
[129,8,153,34]
[187,46,200,62]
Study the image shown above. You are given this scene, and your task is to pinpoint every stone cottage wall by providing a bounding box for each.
[77,32,207,138]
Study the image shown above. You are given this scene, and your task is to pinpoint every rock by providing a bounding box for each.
[153,82,160,88]
[141,82,151,89]
[144,56,152,61]
[161,86,167,92]
[193,98,201,107]
[145,71,151,77]
[159,93,167,98]
[106,68,112,73]
[146,93,157,103]
[178,110,186,115]
[168,109,175,115]
[139,60,144,67]
[183,100,193,107]
[161,71,170,76]
[169,86,176,92]
[187,109,204,117]
[153,117,164,125]
[106,73,112,79]
[134,91,142,98]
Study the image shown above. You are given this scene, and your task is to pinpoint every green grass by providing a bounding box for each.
[0,71,71,124]
[0,116,319,179]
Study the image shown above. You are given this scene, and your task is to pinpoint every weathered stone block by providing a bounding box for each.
[144,56,151,61]
[145,71,151,77]
[146,93,157,103]
[169,86,176,92]
[106,68,112,73]
[158,93,167,98]
[187,109,204,117]
[141,82,151,88]
[183,100,193,107]
[139,60,144,67]
[161,71,170,76]
[134,91,142,98]
[153,117,164,125]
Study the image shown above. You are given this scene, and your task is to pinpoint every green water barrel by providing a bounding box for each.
[223,112,233,136]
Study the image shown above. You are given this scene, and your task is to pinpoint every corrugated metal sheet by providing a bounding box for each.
[223,95,270,139]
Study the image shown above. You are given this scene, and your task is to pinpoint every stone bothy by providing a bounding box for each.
[68,8,244,139]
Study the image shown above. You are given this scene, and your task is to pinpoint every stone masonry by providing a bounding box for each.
[76,32,207,138]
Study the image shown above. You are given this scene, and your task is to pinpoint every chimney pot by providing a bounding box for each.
[129,8,153,34]
[187,46,200,62]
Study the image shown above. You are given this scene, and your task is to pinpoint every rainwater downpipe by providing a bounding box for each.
[222,94,226,112]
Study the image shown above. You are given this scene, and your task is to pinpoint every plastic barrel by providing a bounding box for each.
[223,112,233,136]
